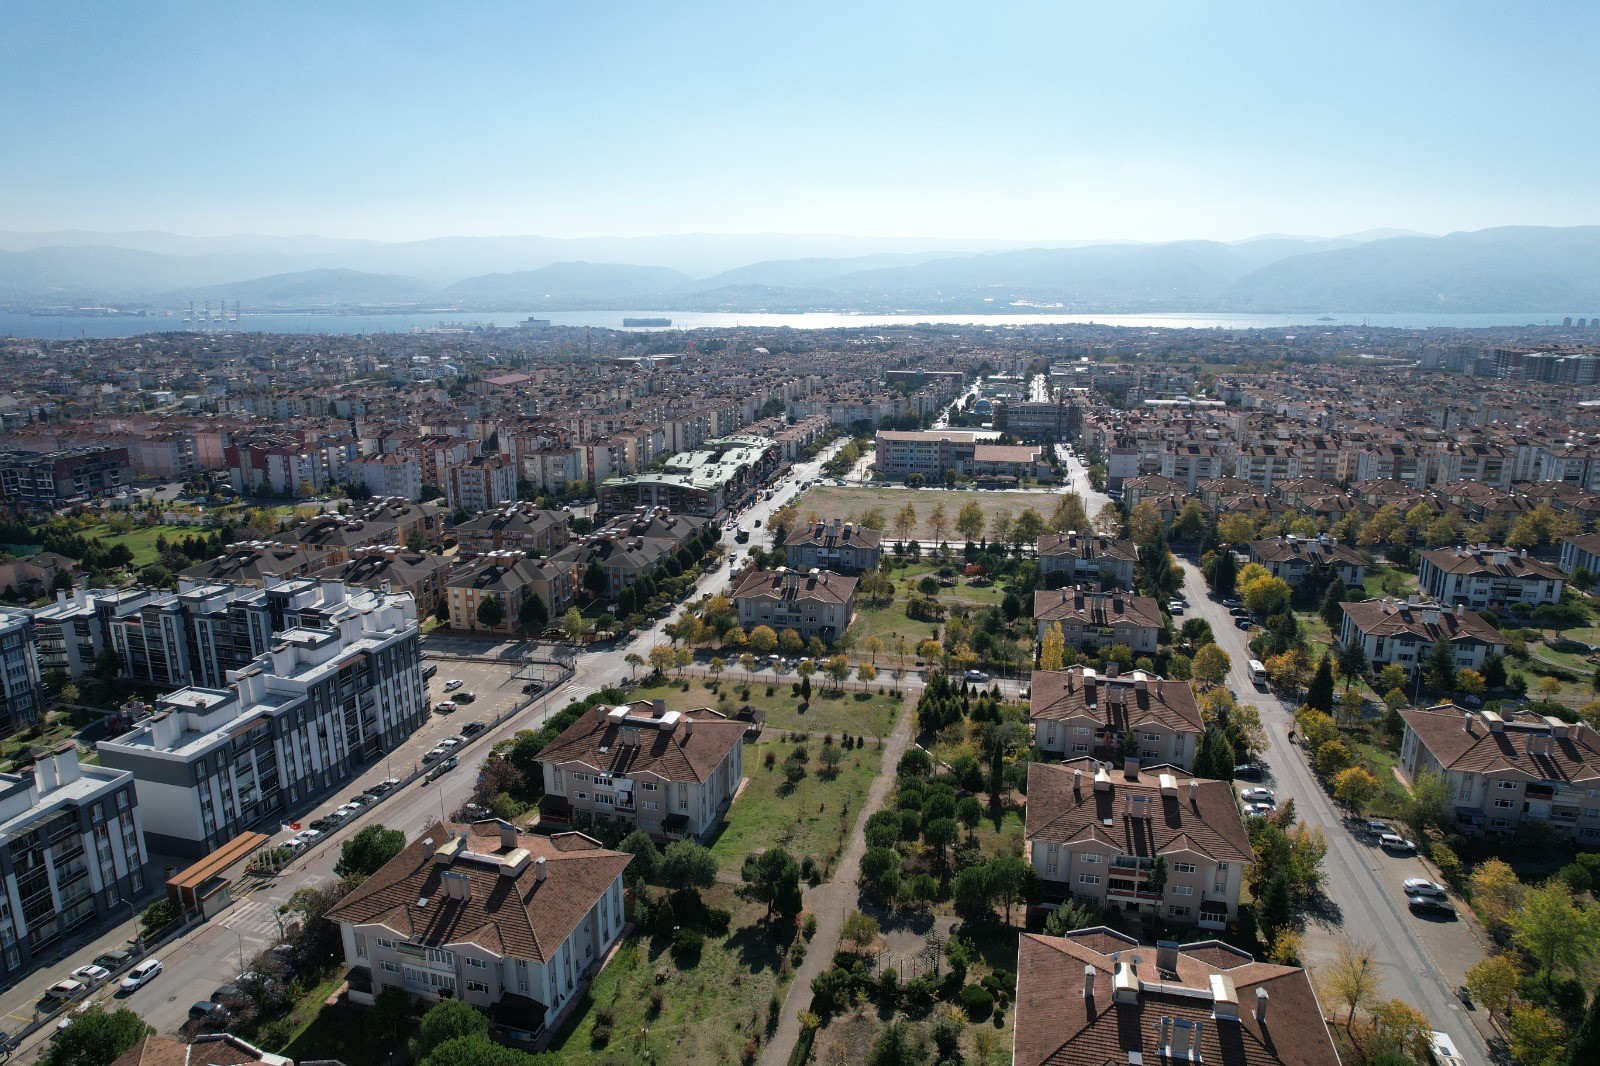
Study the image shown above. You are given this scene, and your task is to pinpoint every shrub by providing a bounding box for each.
[959,982,996,1018]
[671,927,704,963]
[591,1023,612,1048]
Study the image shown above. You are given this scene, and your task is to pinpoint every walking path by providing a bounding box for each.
[760,699,916,1066]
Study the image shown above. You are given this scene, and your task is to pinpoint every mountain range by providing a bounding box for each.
[1,225,1596,314]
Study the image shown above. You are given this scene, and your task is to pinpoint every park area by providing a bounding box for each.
[791,485,1075,544]
[627,676,903,738]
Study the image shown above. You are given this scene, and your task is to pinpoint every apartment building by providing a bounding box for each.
[32,589,105,681]
[783,519,882,574]
[1029,666,1201,768]
[1013,929,1338,1066]
[329,822,629,1031]
[1558,533,1600,577]
[310,549,455,617]
[178,544,323,588]
[1399,703,1600,839]
[0,447,130,507]
[0,745,147,982]
[1416,545,1564,610]
[1033,587,1162,653]
[348,453,423,502]
[1245,534,1368,588]
[731,568,858,644]
[872,429,978,481]
[1025,759,1252,928]
[97,590,423,856]
[535,699,745,840]
[0,609,46,732]
[1035,532,1137,590]
[559,508,710,600]
[446,552,577,632]
[599,435,778,518]
[445,455,517,513]
[993,399,1079,442]
[455,504,572,556]
[1337,599,1508,679]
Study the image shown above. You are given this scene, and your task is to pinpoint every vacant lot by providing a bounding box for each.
[707,732,881,873]
[81,522,202,566]
[629,677,903,737]
[792,485,1072,543]
[545,884,793,1065]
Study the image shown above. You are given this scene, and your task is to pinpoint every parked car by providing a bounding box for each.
[309,816,335,832]
[422,747,447,763]
[1239,787,1275,802]
[70,964,110,985]
[443,679,464,691]
[439,737,462,750]
[1221,597,1241,608]
[521,681,543,694]
[41,979,87,1006]
[1379,834,1417,854]
[346,794,368,808]
[1402,879,1447,899]
[1407,894,1456,917]
[425,757,459,782]
[1233,763,1264,778]
[365,778,399,797]
[1235,618,1254,630]
[293,828,323,845]
[120,958,163,992]
[189,1001,232,1026]
[93,949,133,972]
[434,701,457,714]
[1245,801,1277,816]
[460,722,486,738]
[211,983,246,1007]
[55,1001,94,1036]
[1167,601,1185,615]
[456,691,476,703]
[1365,820,1393,837]
[335,802,363,819]
[963,669,990,684]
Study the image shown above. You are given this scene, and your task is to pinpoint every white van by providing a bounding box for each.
[1248,659,1267,685]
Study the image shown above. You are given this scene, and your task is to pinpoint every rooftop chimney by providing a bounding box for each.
[1189,779,1199,806]
[534,855,547,882]
[1083,964,1095,999]
[1254,988,1269,1025]
[499,822,517,849]
[1123,756,1140,781]
[1112,959,1139,1004]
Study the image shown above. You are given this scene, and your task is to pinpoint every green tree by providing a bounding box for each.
[1332,766,1379,814]
[1512,879,1600,990]
[420,1034,544,1066]
[417,999,490,1059]
[518,592,548,632]
[1319,576,1348,630]
[335,824,406,878]
[1424,637,1456,692]
[1464,953,1520,1023]
[1567,986,1600,1066]
[1208,549,1238,596]
[741,847,803,922]
[475,594,504,629]
[560,607,586,643]
[865,1020,925,1066]
[1336,639,1368,689]
[842,910,880,953]
[1406,770,1450,840]
[1509,1004,1567,1066]
[616,830,662,883]
[1306,655,1336,713]
[582,559,607,597]
[659,840,718,898]
[42,1007,152,1066]
[1192,643,1231,686]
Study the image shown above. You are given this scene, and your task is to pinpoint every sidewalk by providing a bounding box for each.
[760,699,915,1066]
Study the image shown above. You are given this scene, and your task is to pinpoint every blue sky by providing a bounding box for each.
[1,1,1595,242]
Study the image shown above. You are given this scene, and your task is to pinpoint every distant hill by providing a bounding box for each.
[442,262,692,304]
[1218,226,1600,312]
[2,226,1598,313]
[161,268,434,308]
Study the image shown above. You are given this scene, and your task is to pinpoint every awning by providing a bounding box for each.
[1198,899,1229,914]
[491,993,548,1033]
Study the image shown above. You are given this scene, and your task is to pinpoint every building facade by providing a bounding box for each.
[0,609,46,732]
[783,519,882,574]
[1033,588,1162,653]
[731,568,857,644]
[1035,533,1137,590]
[1337,599,1509,679]
[1416,545,1564,610]
[1029,667,1201,768]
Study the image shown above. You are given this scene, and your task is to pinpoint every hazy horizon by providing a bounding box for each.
[3,2,1597,242]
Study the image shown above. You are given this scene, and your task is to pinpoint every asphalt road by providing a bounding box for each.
[1174,557,1487,1065]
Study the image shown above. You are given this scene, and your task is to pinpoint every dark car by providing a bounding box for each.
[1407,894,1456,918]
[455,691,476,703]
[1235,618,1254,630]
[189,1001,231,1025]
[210,984,247,1008]
[93,949,133,972]
[521,681,543,694]
[309,817,335,832]
[460,722,486,738]
[1233,763,1264,778]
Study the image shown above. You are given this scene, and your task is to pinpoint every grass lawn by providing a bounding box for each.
[1337,725,1411,820]
[546,885,793,1065]
[1361,565,1417,600]
[267,975,386,1066]
[629,677,903,737]
[793,485,1068,543]
[1,710,81,769]
[852,559,1022,652]
[81,522,202,566]
[707,733,881,873]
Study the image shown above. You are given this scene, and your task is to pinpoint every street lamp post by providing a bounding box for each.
[227,926,246,978]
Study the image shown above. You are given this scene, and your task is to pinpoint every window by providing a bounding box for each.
[1586,808,1600,819]
[1143,732,1160,742]
[355,932,368,957]
[644,801,658,811]
[642,781,659,792]
[1169,906,1191,919]
[464,956,487,969]
[1079,853,1102,864]
[596,793,614,806]
[574,772,589,783]
[1174,863,1196,874]
[577,792,589,801]
[1046,863,1058,876]
[1142,749,1158,760]
[1073,744,1090,753]
[1073,726,1091,735]
[1172,885,1193,896]
[1494,799,1515,809]
[1215,863,1229,873]
[380,960,399,973]
[466,980,489,994]
[1498,780,1518,790]
[376,937,397,949]
[1079,873,1100,885]
[1491,818,1513,829]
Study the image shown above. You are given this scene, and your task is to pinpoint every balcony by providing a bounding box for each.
[1106,879,1163,902]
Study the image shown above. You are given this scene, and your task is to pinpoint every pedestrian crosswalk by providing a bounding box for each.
[226,896,289,940]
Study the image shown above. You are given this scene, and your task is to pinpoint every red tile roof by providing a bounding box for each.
[534,700,745,784]
[1030,667,1202,736]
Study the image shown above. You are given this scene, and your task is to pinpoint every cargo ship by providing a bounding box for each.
[622,316,671,327]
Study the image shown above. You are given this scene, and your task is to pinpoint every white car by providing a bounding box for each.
[443,679,464,691]
[120,958,163,992]
[293,828,323,845]
[1167,601,1185,615]
[1379,834,1417,854]
[334,803,363,819]
[1402,879,1447,899]
[1239,787,1275,802]
[70,964,110,985]
[439,737,462,749]
[1246,801,1277,816]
